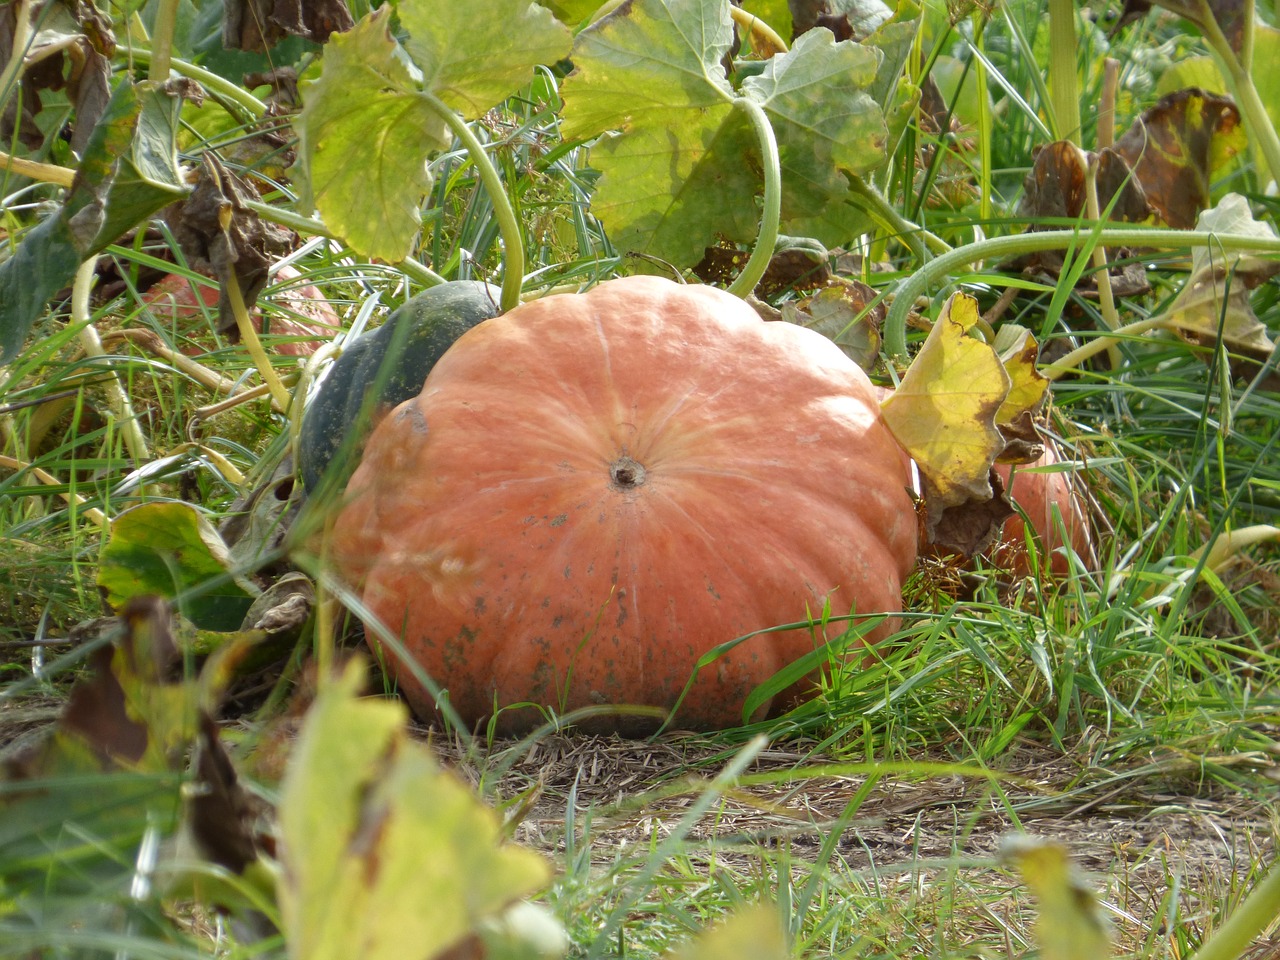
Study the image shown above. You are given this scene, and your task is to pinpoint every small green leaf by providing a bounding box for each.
[400,0,572,120]
[279,661,552,960]
[98,502,257,631]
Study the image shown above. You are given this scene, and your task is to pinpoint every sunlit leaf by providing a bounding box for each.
[279,661,552,960]
[561,0,886,263]
[1160,193,1280,375]
[880,292,1008,507]
[400,0,571,120]
[1000,835,1112,960]
[538,0,605,24]
[98,502,258,631]
[293,9,447,263]
[294,0,571,262]
[994,324,1048,427]
[741,26,886,216]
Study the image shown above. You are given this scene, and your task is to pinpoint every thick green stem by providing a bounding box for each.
[129,49,270,118]
[884,227,1280,359]
[424,93,523,312]
[147,0,180,83]
[849,177,952,260]
[726,97,780,299]
[727,5,788,55]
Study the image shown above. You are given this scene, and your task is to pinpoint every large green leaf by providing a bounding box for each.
[560,0,887,264]
[98,502,257,631]
[293,1,572,263]
[0,78,187,360]
[741,27,885,213]
[401,0,572,119]
[293,9,445,264]
[278,662,551,960]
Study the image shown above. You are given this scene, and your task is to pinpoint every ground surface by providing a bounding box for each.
[441,732,1280,956]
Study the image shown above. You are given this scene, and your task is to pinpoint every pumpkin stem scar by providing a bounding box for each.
[610,456,647,489]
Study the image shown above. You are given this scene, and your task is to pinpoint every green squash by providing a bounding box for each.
[299,280,501,493]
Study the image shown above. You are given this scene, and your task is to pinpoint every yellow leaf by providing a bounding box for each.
[1001,836,1112,960]
[279,661,552,960]
[668,905,788,960]
[880,292,1009,508]
[994,324,1049,426]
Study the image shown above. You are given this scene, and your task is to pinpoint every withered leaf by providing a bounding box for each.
[1111,88,1245,229]
[1113,0,1245,55]
[1014,140,1150,288]
[164,154,296,338]
[780,278,883,371]
[189,712,273,874]
[1161,193,1280,386]
[0,0,116,156]
[223,0,355,52]
[922,468,1016,559]
[693,235,831,297]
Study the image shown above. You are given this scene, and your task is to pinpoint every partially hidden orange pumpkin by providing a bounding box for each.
[994,443,1096,578]
[329,276,918,734]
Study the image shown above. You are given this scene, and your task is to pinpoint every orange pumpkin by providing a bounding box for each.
[994,443,1096,577]
[329,276,917,733]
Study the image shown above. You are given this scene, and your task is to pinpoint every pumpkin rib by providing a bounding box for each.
[333,275,918,733]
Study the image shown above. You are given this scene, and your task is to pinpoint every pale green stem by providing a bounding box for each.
[726,97,781,299]
[1189,862,1280,960]
[0,454,108,528]
[0,0,31,109]
[225,270,293,413]
[884,228,1280,359]
[129,49,270,118]
[72,257,151,463]
[1081,150,1123,369]
[1047,0,1081,142]
[727,5,788,55]
[241,198,447,287]
[1193,524,1280,571]
[1039,315,1167,380]
[424,92,523,312]
[147,0,179,84]
[973,13,993,226]
[0,149,75,187]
